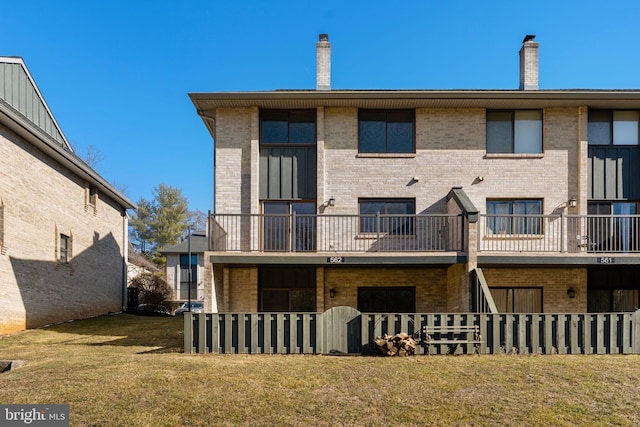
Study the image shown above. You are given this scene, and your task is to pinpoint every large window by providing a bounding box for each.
[179,254,198,300]
[490,287,542,313]
[358,287,416,313]
[486,110,542,154]
[486,199,542,235]
[260,110,316,144]
[260,110,317,200]
[262,201,316,251]
[589,110,639,145]
[359,110,414,153]
[259,267,316,312]
[359,199,415,234]
[588,268,640,312]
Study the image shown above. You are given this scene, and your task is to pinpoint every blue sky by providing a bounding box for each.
[3,1,640,213]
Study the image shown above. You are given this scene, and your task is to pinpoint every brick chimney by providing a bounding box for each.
[519,35,539,90]
[316,34,331,91]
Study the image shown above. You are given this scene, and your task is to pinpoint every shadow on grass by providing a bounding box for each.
[44,313,185,354]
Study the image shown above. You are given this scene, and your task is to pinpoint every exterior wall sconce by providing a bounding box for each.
[328,197,335,207]
[569,198,577,208]
[477,176,484,182]
[567,287,577,298]
[329,288,336,298]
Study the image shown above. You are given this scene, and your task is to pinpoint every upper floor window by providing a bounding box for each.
[486,199,542,235]
[359,110,414,153]
[260,110,316,144]
[588,110,639,145]
[486,110,542,153]
[359,198,415,234]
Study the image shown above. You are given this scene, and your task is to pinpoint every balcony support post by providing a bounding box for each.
[376,212,381,253]
[560,211,565,253]
[292,212,296,253]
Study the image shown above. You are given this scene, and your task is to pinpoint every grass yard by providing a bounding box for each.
[1,314,640,426]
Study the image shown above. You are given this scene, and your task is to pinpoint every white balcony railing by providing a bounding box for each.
[479,214,640,253]
[209,213,464,253]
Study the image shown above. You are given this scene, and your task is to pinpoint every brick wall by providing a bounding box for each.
[322,107,578,216]
[0,124,126,333]
[209,105,591,315]
[214,108,252,214]
[322,267,448,312]
[227,266,257,312]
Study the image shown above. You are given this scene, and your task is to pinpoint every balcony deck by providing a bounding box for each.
[207,213,640,265]
[209,213,465,254]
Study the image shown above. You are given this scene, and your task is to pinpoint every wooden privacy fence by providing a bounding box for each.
[184,306,640,355]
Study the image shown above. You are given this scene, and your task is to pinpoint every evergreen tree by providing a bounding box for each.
[129,184,189,257]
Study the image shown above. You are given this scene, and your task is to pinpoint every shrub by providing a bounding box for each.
[129,273,172,305]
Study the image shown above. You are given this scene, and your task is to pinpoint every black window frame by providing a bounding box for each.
[258,266,316,312]
[357,287,416,313]
[486,199,543,235]
[588,109,640,146]
[486,109,543,154]
[179,254,198,300]
[358,109,415,154]
[587,267,640,312]
[260,109,316,145]
[587,201,639,252]
[59,234,70,264]
[358,198,416,235]
[261,201,317,252]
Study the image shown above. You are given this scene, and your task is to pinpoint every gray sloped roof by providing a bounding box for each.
[0,57,71,150]
[160,232,208,254]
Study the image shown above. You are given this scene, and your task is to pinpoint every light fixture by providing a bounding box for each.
[412,176,420,182]
[567,287,576,299]
[329,288,336,298]
[569,198,577,208]
[477,176,484,182]
[328,197,335,207]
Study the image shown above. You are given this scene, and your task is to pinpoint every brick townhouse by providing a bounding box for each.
[189,35,640,315]
[0,57,135,333]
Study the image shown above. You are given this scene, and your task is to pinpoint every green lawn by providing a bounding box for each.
[1,314,639,426]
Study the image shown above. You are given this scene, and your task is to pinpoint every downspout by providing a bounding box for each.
[122,209,129,311]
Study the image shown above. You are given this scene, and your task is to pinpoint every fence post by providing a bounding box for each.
[184,312,193,354]
[634,309,640,354]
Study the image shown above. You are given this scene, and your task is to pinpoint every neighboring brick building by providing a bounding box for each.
[190,35,640,315]
[0,57,135,333]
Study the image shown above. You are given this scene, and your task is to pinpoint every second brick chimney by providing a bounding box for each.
[519,35,539,90]
[316,34,331,91]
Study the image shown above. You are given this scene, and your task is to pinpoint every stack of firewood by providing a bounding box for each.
[374,332,417,356]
